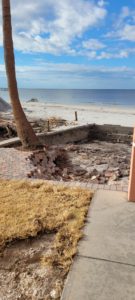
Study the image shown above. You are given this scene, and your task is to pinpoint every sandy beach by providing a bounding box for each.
[1,100,135,128]
[23,102,135,128]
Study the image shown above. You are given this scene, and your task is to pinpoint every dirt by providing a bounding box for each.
[0,181,92,300]
[0,234,63,300]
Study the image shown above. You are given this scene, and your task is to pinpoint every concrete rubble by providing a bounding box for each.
[26,141,130,187]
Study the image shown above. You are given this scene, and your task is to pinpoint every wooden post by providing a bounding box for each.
[128,127,135,201]
[47,120,50,132]
[75,111,78,121]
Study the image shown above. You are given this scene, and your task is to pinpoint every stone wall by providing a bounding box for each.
[39,124,91,145]
[88,124,133,144]
[0,124,133,148]
[39,124,133,145]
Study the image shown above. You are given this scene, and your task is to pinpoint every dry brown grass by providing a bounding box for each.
[0,180,93,273]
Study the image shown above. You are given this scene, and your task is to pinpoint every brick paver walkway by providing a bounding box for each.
[0,148,128,192]
[0,148,33,179]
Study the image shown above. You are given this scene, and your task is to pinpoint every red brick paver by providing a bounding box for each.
[0,148,33,179]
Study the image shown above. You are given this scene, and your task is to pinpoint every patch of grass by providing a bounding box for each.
[0,180,93,273]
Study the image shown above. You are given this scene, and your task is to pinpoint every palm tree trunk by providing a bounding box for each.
[2,0,40,149]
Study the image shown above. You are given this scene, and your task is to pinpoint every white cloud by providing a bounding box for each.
[1,61,135,88]
[106,6,135,42]
[0,0,107,55]
[120,24,135,42]
[1,61,135,81]
[98,0,106,8]
[1,2,135,62]
[97,49,129,60]
[82,38,106,50]
[115,6,130,29]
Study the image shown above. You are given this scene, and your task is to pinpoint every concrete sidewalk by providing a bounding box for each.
[61,190,135,300]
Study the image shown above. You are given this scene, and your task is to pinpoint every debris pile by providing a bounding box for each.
[26,141,130,186]
[26,146,68,180]
[30,117,68,134]
[64,142,130,185]
[0,117,68,142]
[0,121,17,140]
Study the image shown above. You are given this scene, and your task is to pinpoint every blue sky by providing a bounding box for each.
[0,0,135,89]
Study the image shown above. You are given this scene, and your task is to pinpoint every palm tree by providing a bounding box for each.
[2,0,39,148]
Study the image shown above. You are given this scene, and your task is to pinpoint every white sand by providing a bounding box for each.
[1,101,135,128]
[22,102,135,128]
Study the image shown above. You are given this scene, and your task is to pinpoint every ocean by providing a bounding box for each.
[1,89,135,108]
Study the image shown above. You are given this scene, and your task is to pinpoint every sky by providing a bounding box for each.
[0,0,135,89]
